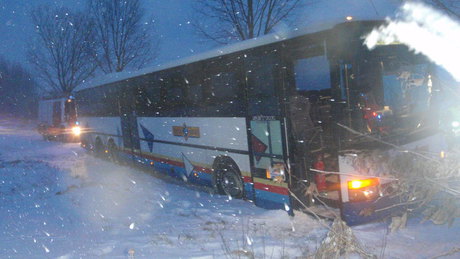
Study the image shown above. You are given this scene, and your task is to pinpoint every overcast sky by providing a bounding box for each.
[0,0,401,70]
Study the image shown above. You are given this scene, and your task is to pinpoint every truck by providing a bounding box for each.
[37,95,81,142]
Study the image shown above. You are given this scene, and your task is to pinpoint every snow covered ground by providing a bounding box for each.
[0,117,459,258]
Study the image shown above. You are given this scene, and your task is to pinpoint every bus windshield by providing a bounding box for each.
[382,61,431,116]
[348,48,435,137]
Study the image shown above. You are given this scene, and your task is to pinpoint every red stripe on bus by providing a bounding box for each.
[254,182,289,196]
[194,166,213,174]
[243,176,252,183]
[139,151,184,167]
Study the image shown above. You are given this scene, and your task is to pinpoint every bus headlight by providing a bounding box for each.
[348,178,380,202]
[72,126,81,136]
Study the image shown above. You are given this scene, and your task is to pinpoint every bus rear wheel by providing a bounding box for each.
[94,137,104,157]
[216,164,244,199]
[107,139,118,162]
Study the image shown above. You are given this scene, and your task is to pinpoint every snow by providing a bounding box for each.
[1,117,459,258]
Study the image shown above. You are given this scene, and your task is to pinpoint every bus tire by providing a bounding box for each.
[107,139,118,162]
[214,158,244,199]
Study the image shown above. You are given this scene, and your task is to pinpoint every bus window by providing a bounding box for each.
[204,56,245,116]
[336,49,433,138]
[160,72,186,116]
[186,84,203,104]
[166,86,184,103]
[294,56,331,92]
[210,72,238,99]
[136,83,161,116]
[183,64,204,106]
[291,54,332,135]
[246,53,280,116]
[287,46,334,178]
[382,63,431,115]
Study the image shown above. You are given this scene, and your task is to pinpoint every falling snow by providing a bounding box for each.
[0,118,458,257]
[1,0,460,256]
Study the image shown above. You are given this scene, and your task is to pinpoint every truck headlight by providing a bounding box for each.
[72,126,81,136]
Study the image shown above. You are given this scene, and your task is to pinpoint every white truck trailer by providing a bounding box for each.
[37,96,80,142]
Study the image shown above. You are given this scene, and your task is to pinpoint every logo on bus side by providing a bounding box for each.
[172,123,200,141]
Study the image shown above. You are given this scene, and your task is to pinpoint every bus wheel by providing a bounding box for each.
[94,137,104,156]
[107,139,118,162]
[217,164,244,199]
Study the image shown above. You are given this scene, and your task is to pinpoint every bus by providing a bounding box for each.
[74,20,447,225]
[38,95,81,142]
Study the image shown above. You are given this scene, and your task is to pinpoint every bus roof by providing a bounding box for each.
[74,19,379,92]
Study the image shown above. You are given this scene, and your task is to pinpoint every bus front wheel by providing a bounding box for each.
[216,163,244,199]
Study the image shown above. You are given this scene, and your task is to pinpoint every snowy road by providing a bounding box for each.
[0,118,459,258]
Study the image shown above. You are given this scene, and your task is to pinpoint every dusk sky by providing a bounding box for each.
[0,0,401,71]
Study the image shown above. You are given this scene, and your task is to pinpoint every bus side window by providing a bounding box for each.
[184,83,203,117]
[162,72,186,116]
[187,84,203,104]
[293,55,332,127]
[294,56,331,93]
[205,56,245,116]
[245,52,280,116]
[210,72,238,100]
[135,81,161,117]
[286,41,334,156]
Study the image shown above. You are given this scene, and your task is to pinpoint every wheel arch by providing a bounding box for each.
[94,136,104,152]
[107,138,116,147]
[212,155,242,177]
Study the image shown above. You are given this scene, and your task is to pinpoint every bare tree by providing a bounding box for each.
[88,0,157,73]
[193,0,304,44]
[0,56,40,117]
[29,6,96,95]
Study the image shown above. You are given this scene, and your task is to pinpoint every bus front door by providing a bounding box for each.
[249,117,292,213]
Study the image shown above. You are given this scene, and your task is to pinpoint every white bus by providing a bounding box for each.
[75,21,446,225]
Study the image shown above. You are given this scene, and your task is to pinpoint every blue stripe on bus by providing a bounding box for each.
[244,183,255,201]
[133,155,214,187]
[254,189,290,210]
